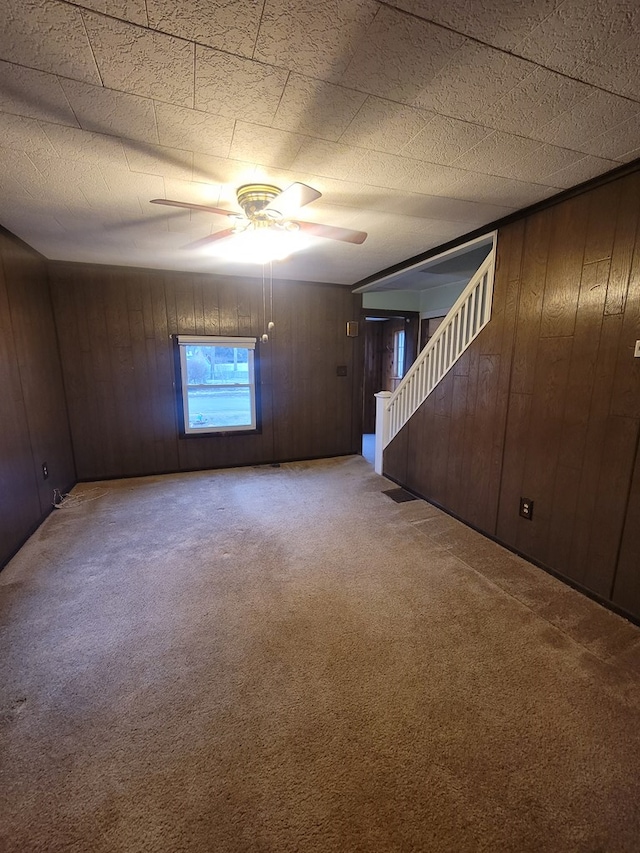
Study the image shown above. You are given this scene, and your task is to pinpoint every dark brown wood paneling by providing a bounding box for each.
[0,230,75,568]
[582,179,621,266]
[0,239,40,565]
[514,335,573,565]
[49,264,359,480]
[568,312,626,586]
[444,372,469,508]
[496,392,533,545]
[362,321,383,433]
[582,415,639,597]
[613,439,640,614]
[557,259,609,470]
[383,167,640,618]
[384,418,408,486]
[605,172,640,315]
[539,195,589,339]
[510,212,552,395]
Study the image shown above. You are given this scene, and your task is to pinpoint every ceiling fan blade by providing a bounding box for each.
[101,211,185,233]
[151,198,235,217]
[269,183,322,216]
[297,220,367,245]
[183,227,237,249]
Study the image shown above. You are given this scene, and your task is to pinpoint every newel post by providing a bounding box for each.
[374,391,392,476]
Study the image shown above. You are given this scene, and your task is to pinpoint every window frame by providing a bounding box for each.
[393,329,406,379]
[174,335,261,437]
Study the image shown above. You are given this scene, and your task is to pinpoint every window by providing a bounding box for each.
[176,335,258,435]
[393,330,406,379]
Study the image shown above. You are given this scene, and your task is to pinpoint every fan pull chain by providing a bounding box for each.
[268,259,275,334]
[261,262,268,343]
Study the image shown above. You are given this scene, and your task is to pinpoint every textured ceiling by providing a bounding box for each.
[0,0,638,285]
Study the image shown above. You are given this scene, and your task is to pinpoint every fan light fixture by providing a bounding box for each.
[206,224,313,264]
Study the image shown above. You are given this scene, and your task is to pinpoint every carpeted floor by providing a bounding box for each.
[1,456,639,852]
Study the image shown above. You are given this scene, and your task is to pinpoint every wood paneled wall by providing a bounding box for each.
[49,263,362,481]
[362,321,384,433]
[0,230,75,568]
[384,169,640,619]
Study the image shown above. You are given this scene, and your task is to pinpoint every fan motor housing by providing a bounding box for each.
[236,184,282,220]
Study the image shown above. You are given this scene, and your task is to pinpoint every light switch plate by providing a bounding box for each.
[634,340,640,358]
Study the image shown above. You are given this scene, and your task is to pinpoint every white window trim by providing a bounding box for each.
[176,335,258,435]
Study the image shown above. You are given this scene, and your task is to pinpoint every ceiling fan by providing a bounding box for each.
[150,182,367,250]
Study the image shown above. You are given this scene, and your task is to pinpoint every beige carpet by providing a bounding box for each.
[1,456,640,852]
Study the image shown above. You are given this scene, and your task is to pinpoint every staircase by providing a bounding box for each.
[374,249,496,475]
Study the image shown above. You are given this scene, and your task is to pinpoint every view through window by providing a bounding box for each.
[177,335,257,434]
[393,330,406,379]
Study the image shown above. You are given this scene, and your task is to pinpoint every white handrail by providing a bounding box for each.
[374,251,496,471]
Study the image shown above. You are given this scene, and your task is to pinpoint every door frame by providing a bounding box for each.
[360,308,420,434]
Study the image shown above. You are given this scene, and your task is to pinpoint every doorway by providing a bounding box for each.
[360,309,419,456]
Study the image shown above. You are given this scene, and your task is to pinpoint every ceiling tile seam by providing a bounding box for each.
[334,95,384,146]
[505,94,640,162]
[330,91,630,164]
[4,6,640,156]
[445,133,563,174]
[54,74,83,130]
[372,0,640,108]
[498,0,571,57]
[227,120,241,166]
[78,9,105,88]
[47,120,571,200]
[510,1,639,78]
[250,0,268,63]
[0,100,82,134]
[338,2,384,83]
[6,40,635,158]
[399,113,630,167]
[0,64,614,171]
[541,157,611,185]
[1,107,163,159]
[439,166,563,195]
[396,116,493,161]
[58,0,340,98]
[192,41,196,111]
[585,29,639,73]
[269,69,293,124]
[383,120,434,158]
[29,124,61,160]
[0,58,190,121]
[218,118,235,161]
[56,0,302,85]
[401,44,544,137]
[348,128,597,178]
[150,100,161,146]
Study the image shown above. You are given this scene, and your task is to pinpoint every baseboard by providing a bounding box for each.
[382,472,640,628]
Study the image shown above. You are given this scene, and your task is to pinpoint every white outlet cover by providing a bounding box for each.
[635,340,640,358]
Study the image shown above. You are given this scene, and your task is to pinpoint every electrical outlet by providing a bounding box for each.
[519,497,533,520]
[42,462,49,480]
[634,340,640,358]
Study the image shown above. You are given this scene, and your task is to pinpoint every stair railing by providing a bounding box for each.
[374,250,496,474]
